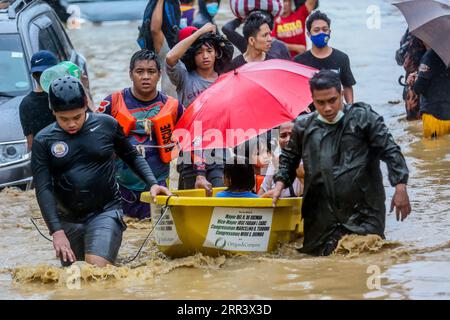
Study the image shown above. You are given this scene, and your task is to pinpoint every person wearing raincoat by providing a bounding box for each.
[408,49,450,138]
[271,70,411,256]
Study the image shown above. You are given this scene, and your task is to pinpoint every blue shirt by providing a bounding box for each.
[216,190,259,198]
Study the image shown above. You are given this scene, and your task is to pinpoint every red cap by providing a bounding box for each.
[178,26,198,42]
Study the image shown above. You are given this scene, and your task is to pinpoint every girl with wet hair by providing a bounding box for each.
[166,23,233,107]
[181,32,234,74]
[216,156,259,198]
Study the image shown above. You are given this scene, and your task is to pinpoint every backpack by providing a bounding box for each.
[137,0,181,50]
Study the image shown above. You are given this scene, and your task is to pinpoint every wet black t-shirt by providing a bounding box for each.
[293,49,356,87]
[19,91,55,137]
[224,53,275,73]
[32,113,158,234]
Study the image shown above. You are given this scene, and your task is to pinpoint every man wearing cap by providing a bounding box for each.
[19,50,58,150]
[32,76,171,267]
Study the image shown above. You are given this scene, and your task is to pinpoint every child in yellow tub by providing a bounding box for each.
[216,156,259,198]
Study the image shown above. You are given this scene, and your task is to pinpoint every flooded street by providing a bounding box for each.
[1,0,449,299]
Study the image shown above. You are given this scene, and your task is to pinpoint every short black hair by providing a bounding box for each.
[247,9,274,30]
[129,49,161,71]
[306,10,331,33]
[309,70,342,94]
[243,13,270,42]
[224,156,255,192]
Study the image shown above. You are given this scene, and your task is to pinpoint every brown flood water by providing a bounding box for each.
[1,0,449,299]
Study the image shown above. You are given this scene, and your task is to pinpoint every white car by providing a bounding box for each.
[0,0,90,189]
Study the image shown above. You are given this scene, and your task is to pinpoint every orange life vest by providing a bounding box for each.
[111,91,179,164]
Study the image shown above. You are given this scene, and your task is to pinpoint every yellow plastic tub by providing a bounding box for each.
[141,188,303,258]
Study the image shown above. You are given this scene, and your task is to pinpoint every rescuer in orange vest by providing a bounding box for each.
[99,49,184,219]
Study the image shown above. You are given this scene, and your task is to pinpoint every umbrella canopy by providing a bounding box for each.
[393,0,450,66]
[174,59,317,151]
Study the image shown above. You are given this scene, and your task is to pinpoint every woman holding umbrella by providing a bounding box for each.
[408,49,450,138]
[395,0,450,137]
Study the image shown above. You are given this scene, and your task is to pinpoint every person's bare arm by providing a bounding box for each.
[26,134,33,151]
[52,230,76,264]
[390,183,411,221]
[296,164,304,180]
[343,86,354,104]
[151,0,165,54]
[166,23,216,67]
[305,0,318,13]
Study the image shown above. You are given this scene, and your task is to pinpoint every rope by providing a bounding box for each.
[30,195,178,263]
[124,194,177,264]
[30,217,53,242]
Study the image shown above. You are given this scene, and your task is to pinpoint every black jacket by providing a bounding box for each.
[274,103,409,254]
[32,113,158,234]
[414,49,450,120]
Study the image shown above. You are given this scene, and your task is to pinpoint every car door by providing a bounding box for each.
[29,14,68,61]
[28,10,89,89]
[50,11,90,80]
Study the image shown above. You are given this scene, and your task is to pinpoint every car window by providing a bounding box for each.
[31,15,68,61]
[47,12,73,59]
[38,27,62,59]
[0,34,31,97]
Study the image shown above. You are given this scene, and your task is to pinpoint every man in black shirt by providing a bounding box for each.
[32,76,171,267]
[19,50,58,150]
[225,12,274,72]
[293,11,356,104]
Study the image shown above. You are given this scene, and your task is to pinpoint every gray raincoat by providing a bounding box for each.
[274,103,409,255]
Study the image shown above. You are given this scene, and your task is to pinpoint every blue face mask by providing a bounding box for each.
[310,32,330,48]
[206,2,219,17]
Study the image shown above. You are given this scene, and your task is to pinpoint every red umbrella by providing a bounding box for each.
[174,59,317,151]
